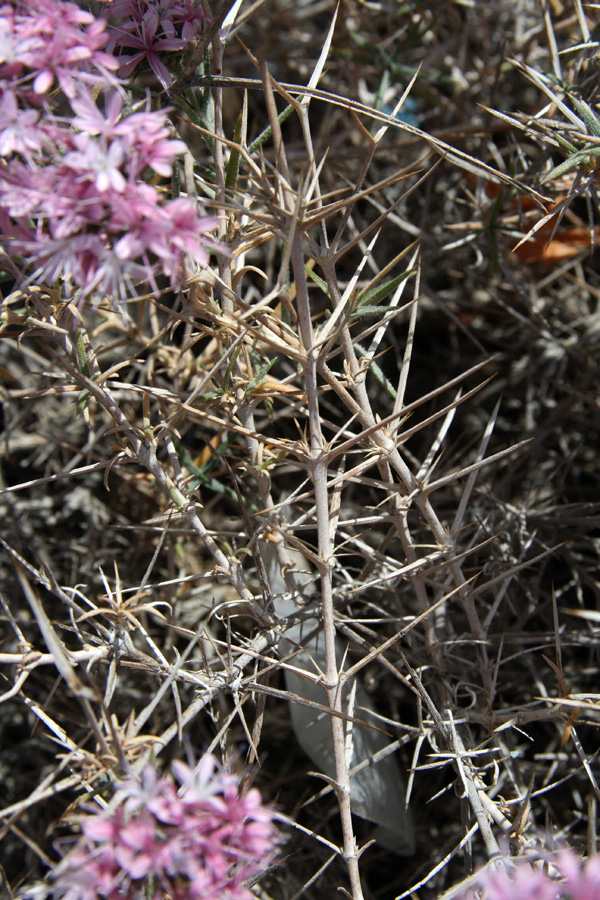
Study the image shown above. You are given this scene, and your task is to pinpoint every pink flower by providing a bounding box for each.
[70,89,125,138]
[101,0,206,86]
[556,848,600,900]
[49,757,281,900]
[0,87,43,157]
[169,0,206,42]
[0,84,219,306]
[106,3,185,87]
[3,0,119,97]
[114,106,186,177]
[456,849,600,900]
[64,132,127,193]
[173,756,236,802]
[0,1,220,312]
[160,196,220,273]
[478,862,560,900]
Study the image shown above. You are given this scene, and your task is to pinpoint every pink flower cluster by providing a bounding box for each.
[50,757,281,900]
[0,0,119,98]
[102,0,207,88]
[0,0,218,309]
[456,849,600,900]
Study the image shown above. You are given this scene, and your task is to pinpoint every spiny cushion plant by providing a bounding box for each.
[1,2,599,900]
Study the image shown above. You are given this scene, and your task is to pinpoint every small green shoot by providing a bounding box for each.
[74,331,96,416]
[541,89,600,184]
[225,93,248,194]
[352,269,414,319]
[178,445,238,502]
[354,343,397,399]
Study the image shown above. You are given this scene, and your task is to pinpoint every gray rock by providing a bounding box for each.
[265,541,415,854]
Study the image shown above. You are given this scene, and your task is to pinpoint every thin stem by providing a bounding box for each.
[290,231,365,900]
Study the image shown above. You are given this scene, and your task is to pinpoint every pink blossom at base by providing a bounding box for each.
[556,849,600,900]
[455,849,600,900]
[49,757,281,900]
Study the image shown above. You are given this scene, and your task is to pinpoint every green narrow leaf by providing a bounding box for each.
[75,331,91,379]
[225,93,248,193]
[355,269,414,310]
[235,547,254,559]
[245,357,277,396]
[248,103,295,155]
[254,449,288,470]
[223,345,240,392]
[75,331,94,415]
[305,265,330,296]
[351,304,400,319]
[540,150,590,184]
[178,445,238,502]
[568,93,600,138]
[485,187,505,274]
[354,343,397,399]
[555,133,579,155]
[76,389,90,416]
